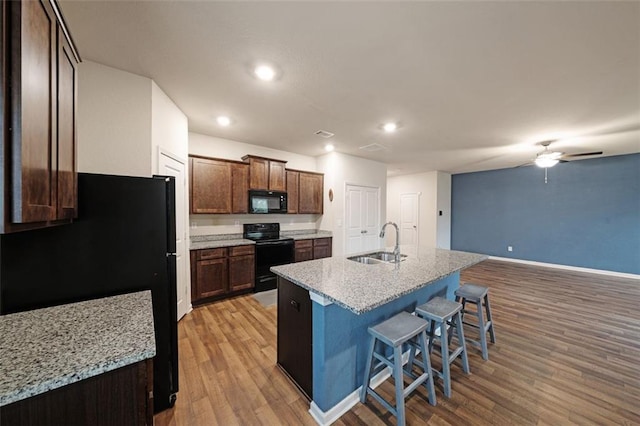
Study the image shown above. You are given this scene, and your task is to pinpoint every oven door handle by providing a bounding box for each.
[257,241,293,247]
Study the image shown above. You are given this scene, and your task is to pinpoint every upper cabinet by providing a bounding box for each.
[242,155,287,191]
[230,162,249,214]
[189,154,323,215]
[298,172,324,214]
[286,170,299,214]
[1,0,81,233]
[190,156,249,214]
[190,156,231,214]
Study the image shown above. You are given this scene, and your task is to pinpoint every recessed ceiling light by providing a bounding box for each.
[383,122,397,133]
[255,65,275,81]
[324,144,335,152]
[217,116,231,126]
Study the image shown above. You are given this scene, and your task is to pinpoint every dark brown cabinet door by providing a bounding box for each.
[299,172,324,214]
[229,254,255,291]
[247,157,269,190]
[229,245,255,291]
[10,0,57,224]
[286,170,299,214]
[313,238,332,259]
[231,162,249,214]
[190,157,231,213]
[196,257,228,298]
[269,160,286,191]
[295,240,314,262]
[277,277,312,399]
[2,0,79,233]
[56,27,77,220]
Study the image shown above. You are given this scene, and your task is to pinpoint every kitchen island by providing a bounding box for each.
[271,246,486,425]
[0,291,156,425]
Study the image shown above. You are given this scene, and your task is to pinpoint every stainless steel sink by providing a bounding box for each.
[366,251,407,262]
[347,255,385,265]
[347,251,407,265]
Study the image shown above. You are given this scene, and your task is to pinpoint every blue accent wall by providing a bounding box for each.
[451,153,640,274]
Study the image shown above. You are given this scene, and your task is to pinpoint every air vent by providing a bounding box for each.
[315,130,334,139]
[359,143,387,152]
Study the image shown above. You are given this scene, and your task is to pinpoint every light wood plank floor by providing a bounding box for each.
[155,260,640,425]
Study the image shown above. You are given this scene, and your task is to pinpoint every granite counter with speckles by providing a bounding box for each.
[190,233,255,250]
[271,245,486,314]
[0,291,156,407]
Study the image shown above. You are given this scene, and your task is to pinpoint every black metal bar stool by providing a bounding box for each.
[454,283,496,360]
[360,311,437,426]
[415,297,470,398]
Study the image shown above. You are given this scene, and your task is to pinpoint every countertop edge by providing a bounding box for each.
[272,250,487,315]
[1,349,156,406]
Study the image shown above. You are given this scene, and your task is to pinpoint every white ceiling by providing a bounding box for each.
[59,0,640,176]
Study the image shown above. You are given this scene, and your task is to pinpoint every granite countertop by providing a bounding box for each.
[190,238,255,250]
[190,230,332,250]
[271,246,486,315]
[0,291,156,407]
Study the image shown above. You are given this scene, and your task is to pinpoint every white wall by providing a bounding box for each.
[317,152,387,256]
[188,132,321,235]
[386,171,451,248]
[190,132,317,171]
[152,82,189,171]
[77,60,152,176]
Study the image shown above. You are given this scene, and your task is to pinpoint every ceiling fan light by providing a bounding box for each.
[535,157,559,168]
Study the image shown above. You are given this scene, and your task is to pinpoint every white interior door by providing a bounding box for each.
[345,184,380,254]
[159,152,189,320]
[400,193,420,246]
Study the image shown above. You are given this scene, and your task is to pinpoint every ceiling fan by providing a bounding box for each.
[530,140,603,168]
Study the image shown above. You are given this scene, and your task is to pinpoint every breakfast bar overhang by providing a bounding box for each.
[272,246,486,425]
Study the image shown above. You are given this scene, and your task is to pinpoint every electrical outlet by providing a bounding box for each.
[508,246,513,252]
[234,220,240,227]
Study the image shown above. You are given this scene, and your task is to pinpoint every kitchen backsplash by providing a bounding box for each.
[189,214,322,236]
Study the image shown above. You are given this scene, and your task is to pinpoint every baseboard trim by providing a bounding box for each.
[308,350,415,425]
[488,256,640,280]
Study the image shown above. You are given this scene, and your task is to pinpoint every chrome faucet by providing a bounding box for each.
[379,221,400,263]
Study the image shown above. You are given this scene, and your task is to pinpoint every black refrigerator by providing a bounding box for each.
[0,173,179,412]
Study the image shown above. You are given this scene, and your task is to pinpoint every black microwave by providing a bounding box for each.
[249,190,288,214]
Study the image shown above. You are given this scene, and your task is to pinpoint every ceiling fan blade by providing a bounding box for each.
[515,162,533,168]
[563,151,603,158]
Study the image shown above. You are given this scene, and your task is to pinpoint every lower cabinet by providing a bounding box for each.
[277,276,312,399]
[294,237,332,262]
[0,360,153,426]
[313,238,332,259]
[294,240,313,262]
[191,245,255,304]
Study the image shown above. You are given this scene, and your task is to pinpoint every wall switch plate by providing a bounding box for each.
[508,246,513,252]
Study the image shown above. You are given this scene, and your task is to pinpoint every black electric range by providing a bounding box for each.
[243,223,294,292]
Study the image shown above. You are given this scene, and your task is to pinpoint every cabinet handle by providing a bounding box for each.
[290,299,300,311]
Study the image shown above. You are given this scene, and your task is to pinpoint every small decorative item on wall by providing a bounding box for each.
[328,189,334,202]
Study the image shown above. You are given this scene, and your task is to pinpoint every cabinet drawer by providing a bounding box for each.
[313,238,331,248]
[197,248,227,260]
[295,239,313,249]
[229,245,255,257]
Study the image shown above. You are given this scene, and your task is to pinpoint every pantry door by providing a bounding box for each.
[345,184,380,254]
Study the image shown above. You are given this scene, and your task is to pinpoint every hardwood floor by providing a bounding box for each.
[154,260,640,425]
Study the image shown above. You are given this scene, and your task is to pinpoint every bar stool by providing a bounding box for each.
[454,283,496,360]
[360,311,436,426]
[415,297,470,398]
